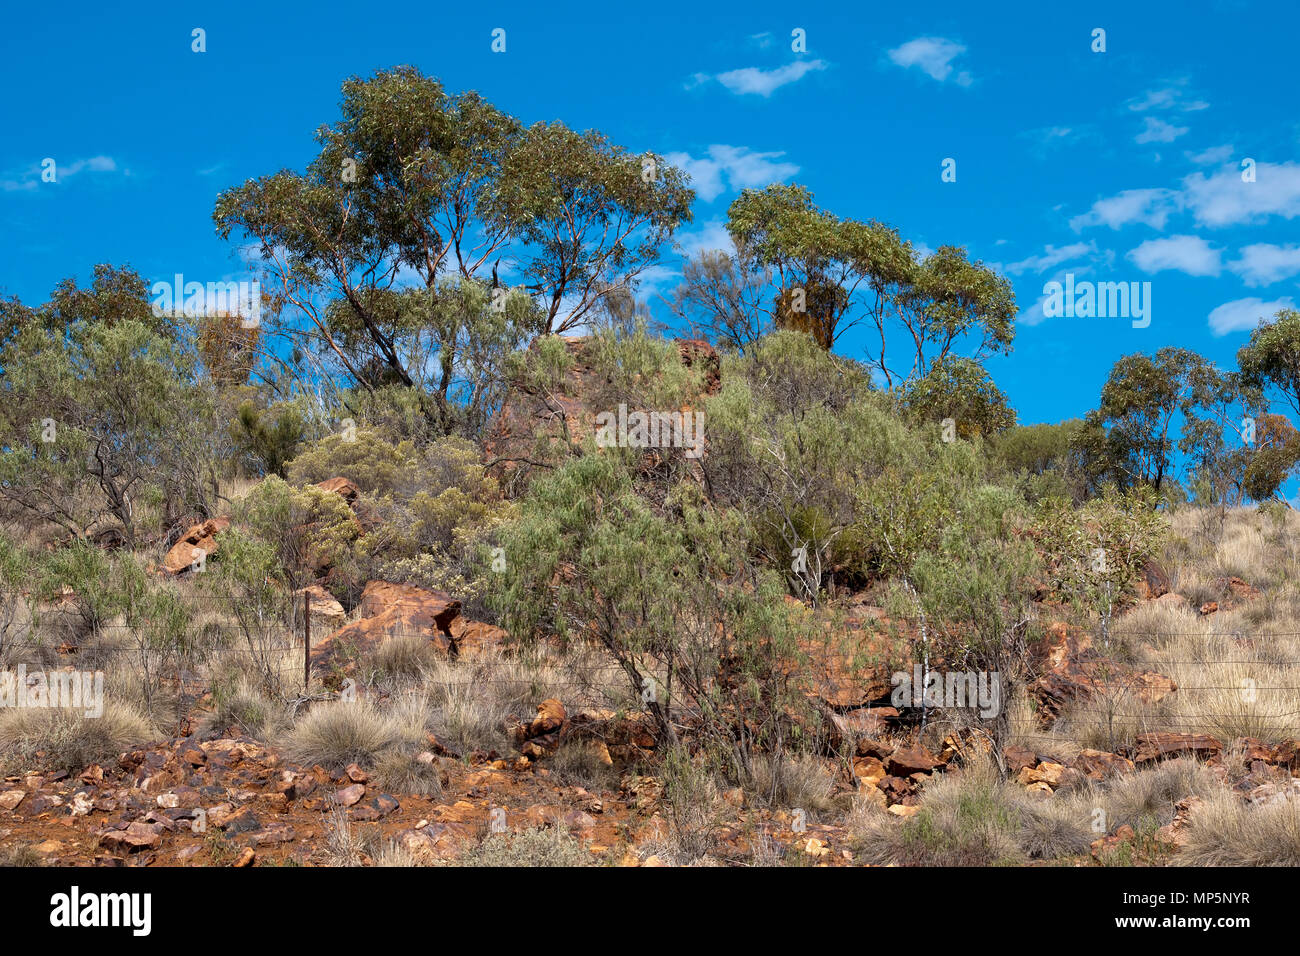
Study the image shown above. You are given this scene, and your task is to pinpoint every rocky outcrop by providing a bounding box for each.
[162,516,232,574]
[1032,621,1177,719]
[310,581,461,671]
[1133,732,1222,763]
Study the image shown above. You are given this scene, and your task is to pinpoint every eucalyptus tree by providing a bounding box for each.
[214,67,693,435]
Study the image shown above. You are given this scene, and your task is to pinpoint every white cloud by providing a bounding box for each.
[1070,188,1182,231]
[886,37,972,86]
[675,219,736,256]
[1016,265,1097,327]
[1127,82,1210,113]
[1,155,120,191]
[1229,243,1300,287]
[665,144,800,202]
[1136,117,1189,145]
[1208,296,1295,336]
[1004,241,1097,275]
[1187,144,1233,165]
[1128,235,1222,276]
[1181,161,1300,227]
[1071,162,1300,235]
[699,59,828,97]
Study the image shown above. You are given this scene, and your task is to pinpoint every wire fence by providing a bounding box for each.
[4,589,1300,747]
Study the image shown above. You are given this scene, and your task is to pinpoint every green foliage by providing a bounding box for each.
[992,419,1093,503]
[704,331,902,592]
[584,320,702,413]
[237,475,360,590]
[1033,485,1168,642]
[213,65,691,423]
[492,452,809,766]
[287,429,417,497]
[908,483,1039,674]
[1238,307,1300,416]
[359,435,512,608]
[233,399,309,477]
[899,355,1016,439]
[722,184,1015,380]
[285,429,508,605]
[1083,347,1258,501]
[0,267,216,544]
[1243,413,1300,501]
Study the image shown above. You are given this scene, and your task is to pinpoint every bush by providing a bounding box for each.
[547,739,620,791]
[898,354,1015,439]
[1098,758,1220,831]
[232,399,310,477]
[283,700,400,771]
[237,476,361,589]
[455,827,595,867]
[286,429,417,496]
[1180,791,1300,866]
[373,749,444,797]
[0,701,152,774]
[748,752,836,815]
[852,757,1091,866]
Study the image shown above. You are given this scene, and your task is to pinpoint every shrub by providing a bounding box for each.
[852,757,1090,866]
[547,738,620,791]
[373,749,444,797]
[898,354,1015,439]
[1180,791,1300,866]
[748,752,836,815]
[232,399,310,477]
[455,827,595,867]
[0,701,152,774]
[283,700,400,771]
[286,429,418,496]
[1097,758,1220,831]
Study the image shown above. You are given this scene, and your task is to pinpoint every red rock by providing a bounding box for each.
[315,477,359,502]
[1138,559,1171,600]
[516,698,567,756]
[1233,737,1273,762]
[334,784,365,807]
[1002,745,1038,774]
[162,516,231,574]
[886,744,940,776]
[1134,732,1222,763]
[1017,761,1085,790]
[98,821,163,852]
[1090,824,1136,860]
[310,580,461,670]
[853,756,886,784]
[449,618,508,658]
[1199,601,1219,616]
[1272,740,1300,769]
[1070,749,1135,780]
[296,584,346,626]
[350,794,399,821]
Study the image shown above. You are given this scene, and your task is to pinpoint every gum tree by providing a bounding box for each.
[0,268,216,545]
[717,184,1015,382]
[214,67,693,432]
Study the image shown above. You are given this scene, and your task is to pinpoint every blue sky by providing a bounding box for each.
[2,0,1298,428]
